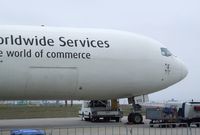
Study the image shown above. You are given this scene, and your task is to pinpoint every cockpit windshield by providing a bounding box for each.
[160,48,172,57]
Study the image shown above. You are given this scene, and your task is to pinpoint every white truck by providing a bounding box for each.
[178,102,200,126]
[79,100,123,122]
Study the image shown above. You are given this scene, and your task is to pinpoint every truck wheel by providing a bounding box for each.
[161,124,166,128]
[128,113,134,123]
[85,118,89,121]
[91,117,96,122]
[89,113,91,121]
[115,117,120,122]
[104,117,110,122]
[172,124,176,128]
[149,121,154,127]
[196,124,200,127]
[96,118,100,122]
[187,122,191,127]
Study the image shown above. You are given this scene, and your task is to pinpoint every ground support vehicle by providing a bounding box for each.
[79,100,123,122]
[146,102,200,127]
[146,107,178,127]
[178,102,200,127]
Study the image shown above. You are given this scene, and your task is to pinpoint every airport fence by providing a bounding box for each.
[1,122,200,135]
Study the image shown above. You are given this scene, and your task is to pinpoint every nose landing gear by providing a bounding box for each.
[127,97,143,124]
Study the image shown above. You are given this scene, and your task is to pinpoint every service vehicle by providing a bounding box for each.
[146,107,178,127]
[178,102,200,126]
[79,100,123,122]
[146,102,200,127]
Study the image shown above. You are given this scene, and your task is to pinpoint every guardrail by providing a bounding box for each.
[1,122,200,135]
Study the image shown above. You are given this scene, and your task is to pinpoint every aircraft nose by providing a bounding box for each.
[177,58,188,81]
[161,57,188,89]
[165,58,188,87]
[180,61,188,80]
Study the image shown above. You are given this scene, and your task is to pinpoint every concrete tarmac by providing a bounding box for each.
[0,117,131,129]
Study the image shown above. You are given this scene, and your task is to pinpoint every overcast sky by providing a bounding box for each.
[0,0,199,101]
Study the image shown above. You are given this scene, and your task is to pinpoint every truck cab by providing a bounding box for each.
[178,102,200,126]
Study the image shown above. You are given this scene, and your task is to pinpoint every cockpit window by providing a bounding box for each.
[160,48,172,57]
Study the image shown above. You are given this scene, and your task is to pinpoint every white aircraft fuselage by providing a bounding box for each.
[0,26,188,100]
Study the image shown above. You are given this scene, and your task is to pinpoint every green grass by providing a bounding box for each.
[0,105,81,119]
[0,104,133,119]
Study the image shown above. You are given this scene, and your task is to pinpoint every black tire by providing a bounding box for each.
[149,121,154,127]
[104,117,110,122]
[172,124,176,128]
[95,117,100,122]
[128,113,134,123]
[84,113,90,121]
[196,123,200,127]
[91,117,96,122]
[133,113,143,124]
[150,125,154,128]
[84,113,92,121]
[128,113,143,124]
[187,122,191,127]
[115,117,120,122]
[85,118,89,121]
[161,124,166,128]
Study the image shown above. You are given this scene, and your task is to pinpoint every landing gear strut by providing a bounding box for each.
[127,97,143,124]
